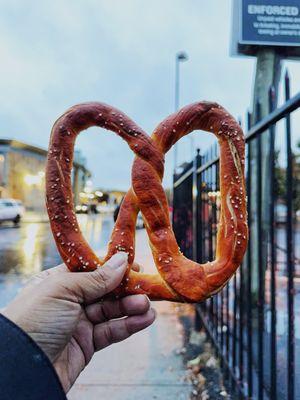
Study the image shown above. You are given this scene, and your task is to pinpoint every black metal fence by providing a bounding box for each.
[173,72,300,400]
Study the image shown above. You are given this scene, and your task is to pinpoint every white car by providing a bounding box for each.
[136,212,145,229]
[0,199,25,225]
[275,203,287,224]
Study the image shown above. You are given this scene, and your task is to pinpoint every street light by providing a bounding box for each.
[174,51,188,172]
[174,51,188,111]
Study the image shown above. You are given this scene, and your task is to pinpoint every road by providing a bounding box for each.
[0,214,114,308]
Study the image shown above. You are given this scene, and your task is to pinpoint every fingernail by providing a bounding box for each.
[144,295,150,306]
[108,252,128,269]
[151,307,157,320]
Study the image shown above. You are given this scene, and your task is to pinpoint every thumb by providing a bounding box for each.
[60,252,128,304]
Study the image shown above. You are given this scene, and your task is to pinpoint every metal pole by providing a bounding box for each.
[174,57,180,171]
[250,48,282,305]
[250,49,281,398]
[246,111,253,399]
[172,52,187,221]
[269,85,277,400]
[175,56,180,112]
[173,52,188,172]
[192,149,201,262]
[285,69,295,400]
[189,136,195,162]
[256,101,264,400]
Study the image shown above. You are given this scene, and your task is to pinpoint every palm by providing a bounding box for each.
[3,257,155,394]
[51,294,154,393]
[54,310,94,392]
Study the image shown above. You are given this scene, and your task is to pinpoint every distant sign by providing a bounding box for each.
[241,0,300,46]
[231,0,300,58]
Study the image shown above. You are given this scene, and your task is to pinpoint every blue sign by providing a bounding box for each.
[241,0,300,46]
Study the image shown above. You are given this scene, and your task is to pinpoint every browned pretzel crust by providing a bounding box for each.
[46,101,248,302]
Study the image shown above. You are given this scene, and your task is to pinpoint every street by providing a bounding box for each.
[0,214,114,308]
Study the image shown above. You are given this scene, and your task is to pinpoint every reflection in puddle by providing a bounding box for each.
[0,214,114,307]
[21,223,42,276]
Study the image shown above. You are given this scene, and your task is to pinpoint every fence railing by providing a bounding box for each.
[172,72,299,400]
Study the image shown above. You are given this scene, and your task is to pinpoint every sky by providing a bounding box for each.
[0,0,299,190]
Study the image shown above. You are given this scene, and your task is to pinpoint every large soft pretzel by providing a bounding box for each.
[46,101,248,302]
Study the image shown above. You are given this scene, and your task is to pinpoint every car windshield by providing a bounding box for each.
[0,201,14,207]
[276,204,286,212]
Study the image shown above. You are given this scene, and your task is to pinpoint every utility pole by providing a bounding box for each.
[249,48,282,297]
[251,49,282,121]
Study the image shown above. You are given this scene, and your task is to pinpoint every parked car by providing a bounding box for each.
[275,203,287,224]
[75,204,89,214]
[0,199,25,225]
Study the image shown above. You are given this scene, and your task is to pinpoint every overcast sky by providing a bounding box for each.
[0,0,299,190]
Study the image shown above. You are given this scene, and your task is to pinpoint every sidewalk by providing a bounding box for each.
[68,229,192,400]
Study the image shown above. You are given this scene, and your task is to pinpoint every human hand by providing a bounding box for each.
[2,252,155,392]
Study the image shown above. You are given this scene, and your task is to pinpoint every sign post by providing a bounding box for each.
[231,4,299,397]
[231,0,300,248]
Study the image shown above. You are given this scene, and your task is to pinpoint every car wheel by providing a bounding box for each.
[13,215,21,225]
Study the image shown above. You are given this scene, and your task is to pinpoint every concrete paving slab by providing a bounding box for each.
[69,384,189,400]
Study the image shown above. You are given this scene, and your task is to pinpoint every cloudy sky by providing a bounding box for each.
[0,0,299,190]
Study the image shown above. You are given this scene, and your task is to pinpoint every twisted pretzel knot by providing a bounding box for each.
[46,101,248,303]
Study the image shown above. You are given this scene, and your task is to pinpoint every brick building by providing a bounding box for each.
[0,139,91,212]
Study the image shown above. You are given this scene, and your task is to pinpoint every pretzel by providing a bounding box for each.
[46,101,248,302]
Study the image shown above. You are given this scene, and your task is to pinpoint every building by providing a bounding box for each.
[0,139,91,212]
[106,190,126,205]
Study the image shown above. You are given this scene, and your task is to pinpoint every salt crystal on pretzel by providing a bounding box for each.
[46,101,248,302]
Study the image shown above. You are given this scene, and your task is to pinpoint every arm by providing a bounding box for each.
[1,252,155,394]
[0,313,66,400]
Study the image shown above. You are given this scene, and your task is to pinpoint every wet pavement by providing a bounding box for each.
[0,214,113,307]
[69,226,192,400]
[69,301,191,400]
